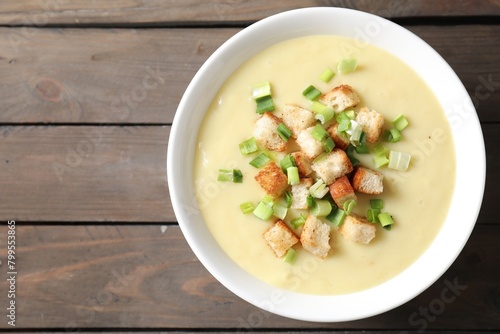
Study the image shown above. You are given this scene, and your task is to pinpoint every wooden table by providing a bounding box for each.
[0,1,499,332]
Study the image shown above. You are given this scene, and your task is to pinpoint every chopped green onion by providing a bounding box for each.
[337,119,351,133]
[392,114,409,131]
[251,81,271,99]
[287,166,300,185]
[372,143,389,156]
[312,152,327,164]
[273,204,288,220]
[370,199,384,209]
[337,58,357,74]
[249,153,271,168]
[323,137,336,153]
[309,179,329,199]
[311,124,328,142]
[239,137,258,155]
[378,212,395,227]
[276,123,293,142]
[240,201,255,214]
[388,150,411,171]
[346,145,360,166]
[366,208,381,223]
[284,190,293,208]
[336,111,351,123]
[217,169,242,183]
[314,106,335,124]
[311,101,328,114]
[302,85,322,101]
[255,95,275,114]
[348,121,363,146]
[306,195,316,208]
[262,195,275,208]
[290,215,306,229]
[283,248,298,264]
[327,208,346,226]
[373,154,389,168]
[389,128,402,142]
[320,68,335,83]
[354,132,369,154]
[345,110,355,119]
[343,199,357,215]
[253,201,274,221]
[310,199,332,216]
[280,154,296,173]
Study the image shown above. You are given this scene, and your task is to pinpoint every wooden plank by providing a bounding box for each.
[0,25,498,124]
[0,224,498,330]
[0,126,171,222]
[0,0,498,26]
[0,123,496,223]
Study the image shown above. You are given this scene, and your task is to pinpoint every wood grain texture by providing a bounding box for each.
[0,0,499,25]
[0,126,171,222]
[0,123,496,223]
[0,224,497,330]
[0,25,499,125]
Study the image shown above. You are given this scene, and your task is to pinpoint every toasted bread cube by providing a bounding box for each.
[291,178,314,210]
[355,107,385,143]
[319,84,360,112]
[296,126,324,159]
[352,166,384,194]
[339,215,376,244]
[290,151,313,177]
[329,175,357,208]
[327,123,350,150]
[311,149,353,185]
[281,104,317,138]
[263,220,299,257]
[300,215,331,259]
[253,112,287,152]
[254,161,288,198]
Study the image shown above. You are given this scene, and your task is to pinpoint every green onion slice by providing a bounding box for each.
[287,166,300,185]
[372,143,389,156]
[283,248,298,264]
[253,201,274,221]
[392,114,409,131]
[255,95,275,114]
[284,190,293,208]
[323,137,336,153]
[280,154,296,173]
[272,204,288,220]
[290,215,306,229]
[249,153,271,168]
[327,208,346,227]
[389,128,402,142]
[239,137,258,155]
[378,212,395,227]
[336,111,351,123]
[311,124,328,142]
[276,123,293,142]
[262,194,275,208]
[367,208,381,223]
[232,169,243,183]
[315,106,335,124]
[343,199,357,215]
[337,119,351,133]
[337,58,357,74]
[388,150,411,171]
[370,198,384,209]
[302,85,322,101]
[251,81,271,99]
[309,179,329,199]
[217,169,242,183]
[240,201,255,214]
[320,68,335,83]
[306,195,316,208]
[345,110,355,119]
[346,145,360,166]
[310,199,332,217]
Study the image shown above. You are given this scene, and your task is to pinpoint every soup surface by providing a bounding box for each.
[193,35,455,295]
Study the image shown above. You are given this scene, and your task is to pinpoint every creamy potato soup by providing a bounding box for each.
[193,35,455,295]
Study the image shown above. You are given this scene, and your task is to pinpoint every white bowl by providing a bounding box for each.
[167,7,486,322]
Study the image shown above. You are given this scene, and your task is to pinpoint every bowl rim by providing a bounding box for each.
[167,7,486,322]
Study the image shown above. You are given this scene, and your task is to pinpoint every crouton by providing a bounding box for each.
[327,123,350,150]
[296,126,324,159]
[263,220,299,257]
[300,215,331,259]
[281,104,316,138]
[253,112,287,152]
[291,178,314,210]
[290,151,313,177]
[329,175,357,208]
[319,84,360,112]
[355,107,384,143]
[339,215,376,244]
[311,149,353,185]
[352,166,384,194]
[254,161,289,198]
